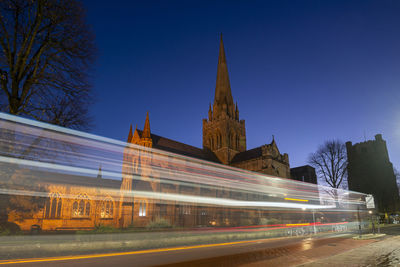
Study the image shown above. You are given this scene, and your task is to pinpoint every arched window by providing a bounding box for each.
[85,202,90,216]
[45,192,62,219]
[236,135,240,150]
[72,194,91,218]
[181,204,191,215]
[45,200,50,218]
[101,197,114,218]
[72,201,78,215]
[56,198,62,218]
[138,200,147,217]
[50,198,57,218]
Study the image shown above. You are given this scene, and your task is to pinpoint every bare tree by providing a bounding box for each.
[308,140,348,189]
[0,0,95,130]
[0,0,95,231]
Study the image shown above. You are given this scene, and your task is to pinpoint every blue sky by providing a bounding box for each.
[82,0,400,171]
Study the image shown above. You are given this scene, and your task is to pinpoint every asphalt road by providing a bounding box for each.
[2,226,400,267]
[0,233,372,267]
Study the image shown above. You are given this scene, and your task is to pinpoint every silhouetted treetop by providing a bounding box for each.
[0,0,96,129]
[308,140,347,189]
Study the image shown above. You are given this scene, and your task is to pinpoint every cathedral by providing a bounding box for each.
[9,36,291,231]
[116,36,291,228]
[128,35,290,178]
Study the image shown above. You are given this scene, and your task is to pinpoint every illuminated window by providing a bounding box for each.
[45,192,62,219]
[138,200,147,216]
[100,197,114,218]
[181,204,191,215]
[72,194,91,218]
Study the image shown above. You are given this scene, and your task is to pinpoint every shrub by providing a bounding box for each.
[0,222,21,235]
[258,217,282,225]
[94,224,116,233]
[239,218,253,226]
[146,217,172,229]
[266,218,282,225]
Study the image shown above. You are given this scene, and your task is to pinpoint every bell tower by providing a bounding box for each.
[203,35,246,164]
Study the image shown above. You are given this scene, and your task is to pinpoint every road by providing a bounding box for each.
[0,232,377,267]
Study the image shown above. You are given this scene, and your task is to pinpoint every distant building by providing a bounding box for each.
[290,165,317,184]
[346,134,399,212]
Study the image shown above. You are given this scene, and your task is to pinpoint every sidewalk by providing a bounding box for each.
[298,235,400,266]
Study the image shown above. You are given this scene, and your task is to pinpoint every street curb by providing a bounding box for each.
[352,233,386,240]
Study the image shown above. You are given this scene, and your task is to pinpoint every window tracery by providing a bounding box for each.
[45,192,62,219]
[72,193,91,218]
[100,197,114,218]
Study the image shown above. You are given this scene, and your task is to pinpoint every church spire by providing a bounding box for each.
[214,34,234,118]
[97,164,102,179]
[142,112,151,139]
[127,124,133,142]
[132,125,140,141]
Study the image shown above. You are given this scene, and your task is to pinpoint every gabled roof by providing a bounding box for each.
[136,130,220,163]
[231,146,262,163]
[9,166,122,189]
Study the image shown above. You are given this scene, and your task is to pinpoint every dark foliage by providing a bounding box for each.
[0,0,96,130]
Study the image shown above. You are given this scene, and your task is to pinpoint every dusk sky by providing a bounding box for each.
[83,0,400,172]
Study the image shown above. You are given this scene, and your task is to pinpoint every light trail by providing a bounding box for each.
[284,198,309,202]
[0,237,261,265]
[0,112,371,261]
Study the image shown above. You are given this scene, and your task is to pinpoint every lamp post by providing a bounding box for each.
[312,209,317,235]
[357,206,362,238]
[369,210,375,234]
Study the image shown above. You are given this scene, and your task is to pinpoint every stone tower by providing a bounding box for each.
[346,134,399,212]
[203,35,246,164]
[119,112,155,227]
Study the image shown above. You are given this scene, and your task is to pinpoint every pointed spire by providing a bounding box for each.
[142,112,151,139]
[97,164,102,179]
[214,34,234,118]
[218,33,227,65]
[235,102,239,120]
[127,124,133,142]
[132,125,140,140]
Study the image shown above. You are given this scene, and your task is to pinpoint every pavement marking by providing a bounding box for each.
[0,239,260,265]
[286,223,310,226]
[284,198,309,202]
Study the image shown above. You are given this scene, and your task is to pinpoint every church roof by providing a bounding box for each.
[12,166,122,189]
[136,129,221,163]
[133,179,153,191]
[230,146,263,163]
